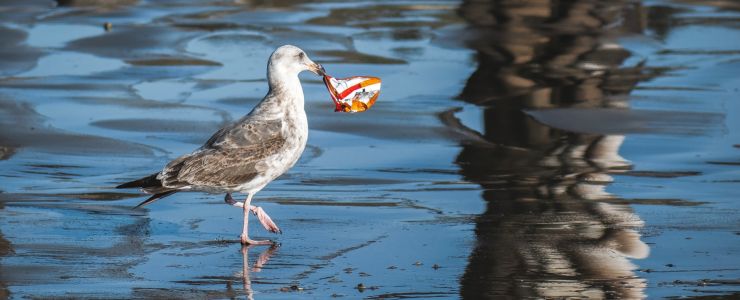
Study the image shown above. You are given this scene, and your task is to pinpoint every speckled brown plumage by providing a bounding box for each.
[161,135,287,190]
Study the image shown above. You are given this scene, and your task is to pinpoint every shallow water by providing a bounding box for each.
[0,0,738,299]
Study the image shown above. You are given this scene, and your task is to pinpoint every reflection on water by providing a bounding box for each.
[56,0,137,8]
[241,244,279,300]
[0,200,9,299]
[0,0,737,298]
[455,0,650,298]
[0,102,14,299]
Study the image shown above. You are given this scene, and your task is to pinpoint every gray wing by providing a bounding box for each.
[203,116,283,150]
[158,115,286,189]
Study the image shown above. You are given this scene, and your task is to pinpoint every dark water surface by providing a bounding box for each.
[0,0,738,299]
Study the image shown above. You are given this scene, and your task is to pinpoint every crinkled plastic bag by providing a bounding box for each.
[323,75,381,113]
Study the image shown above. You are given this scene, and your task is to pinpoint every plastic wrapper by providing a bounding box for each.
[322,75,381,113]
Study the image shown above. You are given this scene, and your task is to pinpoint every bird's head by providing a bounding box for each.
[267,45,325,78]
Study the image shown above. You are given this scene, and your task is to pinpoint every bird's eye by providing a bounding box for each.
[298,52,305,59]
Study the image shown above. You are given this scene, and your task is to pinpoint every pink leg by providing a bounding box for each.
[239,193,273,245]
[251,206,282,234]
[225,193,282,234]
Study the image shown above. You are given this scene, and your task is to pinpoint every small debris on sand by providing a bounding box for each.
[356,283,378,292]
[328,277,342,283]
[280,285,304,292]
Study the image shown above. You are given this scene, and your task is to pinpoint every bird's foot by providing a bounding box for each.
[240,234,274,246]
[225,193,242,207]
[251,206,282,234]
[226,193,281,234]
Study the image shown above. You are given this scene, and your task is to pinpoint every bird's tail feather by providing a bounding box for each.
[117,173,160,189]
[117,173,177,209]
[134,190,178,209]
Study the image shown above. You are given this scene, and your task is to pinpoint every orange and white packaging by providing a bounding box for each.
[322,75,381,113]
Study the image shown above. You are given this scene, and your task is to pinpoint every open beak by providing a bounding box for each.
[308,62,326,76]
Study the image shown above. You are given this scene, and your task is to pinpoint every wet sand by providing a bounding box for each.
[0,0,738,299]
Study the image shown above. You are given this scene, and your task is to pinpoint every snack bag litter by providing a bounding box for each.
[322,75,381,113]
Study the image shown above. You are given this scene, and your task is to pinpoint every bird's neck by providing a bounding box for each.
[267,69,305,112]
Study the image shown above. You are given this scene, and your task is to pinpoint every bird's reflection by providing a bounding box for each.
[453,0,651,298]
[239,244,279,300]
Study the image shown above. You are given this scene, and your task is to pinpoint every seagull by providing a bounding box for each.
[116,45,325,245]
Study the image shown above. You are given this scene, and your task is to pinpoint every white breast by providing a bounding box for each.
[237,100,308,194]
